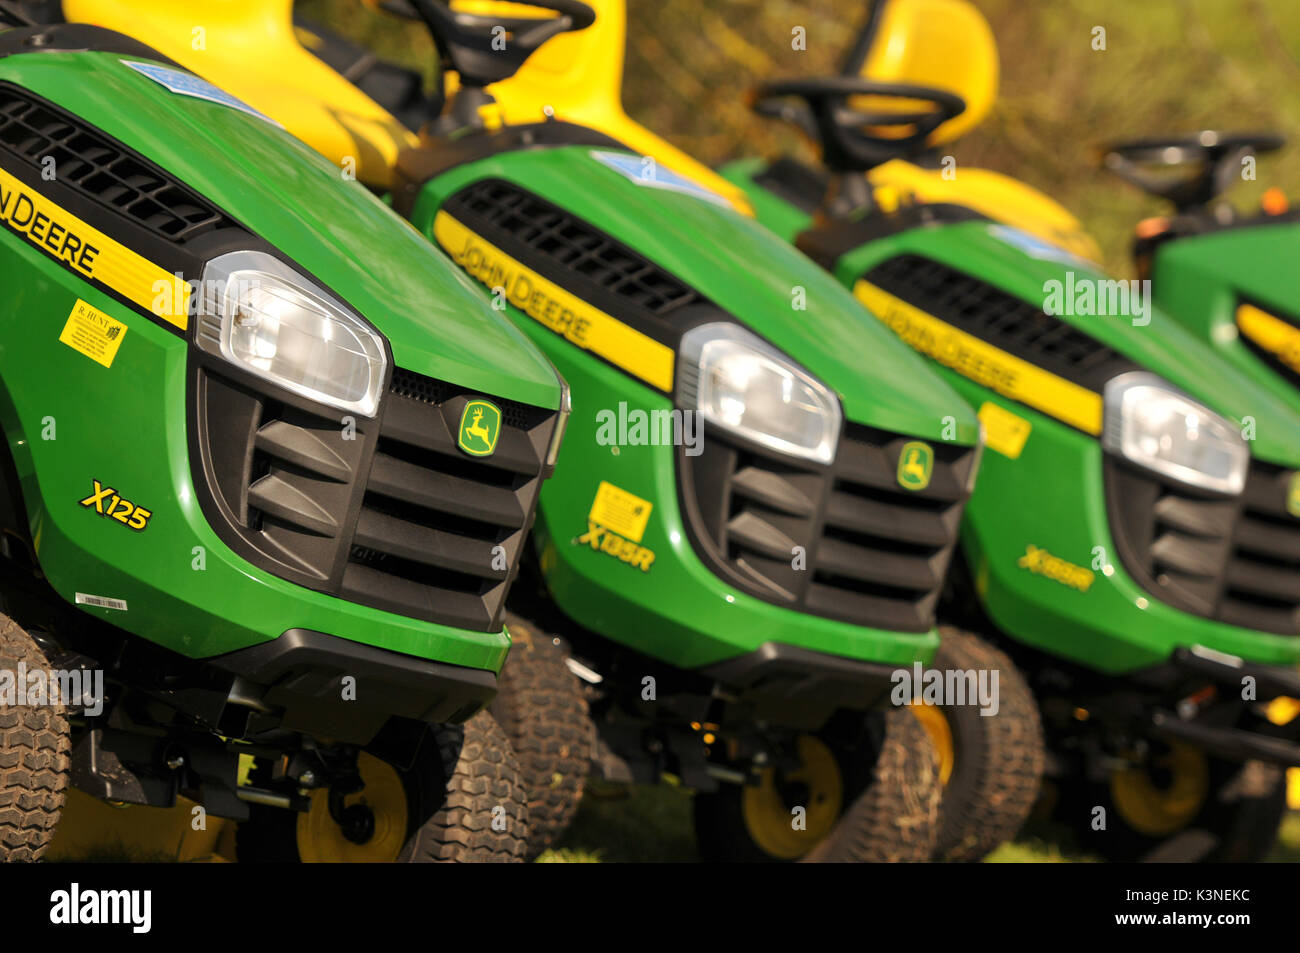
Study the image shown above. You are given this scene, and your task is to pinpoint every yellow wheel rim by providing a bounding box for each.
[741,735,843,860]
[296,752,409,863]
[1109,740,1210,837]
[908,703,955,786]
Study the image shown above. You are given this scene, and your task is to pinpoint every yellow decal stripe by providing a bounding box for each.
[0,164,189,329]
[1237,303,1300,373]
[434,210,674,392]
[855,280,1103,435]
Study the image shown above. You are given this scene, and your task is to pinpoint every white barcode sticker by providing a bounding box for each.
[75,592,128,611]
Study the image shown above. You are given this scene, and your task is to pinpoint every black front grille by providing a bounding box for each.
[0,82,229,243]
[863,254,1136,391]
[1105,457,1300,635]
[444,177,704,321]
[191,362,556,632]
[1222,462,1300,633]
[680,421,976,631]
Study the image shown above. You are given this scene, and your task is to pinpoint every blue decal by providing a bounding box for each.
[987,224,1089,269]
[120,60,282,127]
[590,151,732,208]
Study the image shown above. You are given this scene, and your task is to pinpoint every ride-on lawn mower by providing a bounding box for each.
[1100,132,1300,812]
[0,4,579,862]
[68,0,1060,862]
[719,0,1300,860]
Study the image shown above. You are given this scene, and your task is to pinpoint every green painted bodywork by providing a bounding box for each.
[723,161,1300,673]
[0,49,568,671]
[1150,220,1300,418]
[409,145,989,669]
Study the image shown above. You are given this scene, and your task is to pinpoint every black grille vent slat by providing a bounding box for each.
[726,512,798,561]
[730,467,816,518]
[254,420,352,483]
[194,362,555,632]
[0,82,229,243]
[824,490,956,548]
[246,473,339,537]
[863,254,1135,388]
[681,421,975,632]
[367,452,528,529]
[1105,457,1300,635]
[352,508,510,580]
[446,177,704,321]
[1220,461,1300,633]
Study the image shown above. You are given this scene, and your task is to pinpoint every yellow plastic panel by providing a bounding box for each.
[853,0,999,147]
[64,0,416,187]
[868,159,1103,263]
[456,0,754,214]
[47,789,230,862]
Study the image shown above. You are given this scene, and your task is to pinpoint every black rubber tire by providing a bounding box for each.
[0,613,70,862]
[694,707,940,863]
[929,627,1044,861]
[490,613,594,859]
[236,711,529,863]
[1063,753,1287,863]
[802,707,941,862]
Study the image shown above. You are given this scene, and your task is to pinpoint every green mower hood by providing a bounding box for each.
[0,45,562,410]
[1150,220,1300,422]
[411,146,981,447]
[833,221,1300,470]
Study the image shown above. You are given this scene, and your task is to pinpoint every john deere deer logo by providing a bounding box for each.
[1288,472,1300,518]
[458,399,501,457]
[896,441,934,491]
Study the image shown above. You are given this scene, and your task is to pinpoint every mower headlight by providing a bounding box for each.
[197,251,387,418]
[1103,372,1248,495]
[679,323,841,464]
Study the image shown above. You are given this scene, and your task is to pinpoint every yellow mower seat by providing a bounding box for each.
[848,0,1100,261]
[846,0,998,147]
[464,0,754,215]
[63,0,416,187]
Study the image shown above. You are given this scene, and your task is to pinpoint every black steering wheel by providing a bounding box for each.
[1102,131,1285,212]
[386,0,595,89]
[754,76,966,172]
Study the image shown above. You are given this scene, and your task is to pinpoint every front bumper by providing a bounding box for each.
[208,627,498,744]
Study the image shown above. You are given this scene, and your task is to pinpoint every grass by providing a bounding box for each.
[537,781,1300,863]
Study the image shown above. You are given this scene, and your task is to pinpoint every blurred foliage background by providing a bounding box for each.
[302,0,1300,276]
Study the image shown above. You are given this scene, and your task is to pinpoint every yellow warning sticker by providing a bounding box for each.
[855,280,1103,435]
[588,481,653,543]
[0,163,190,329]
[59,299,127,368]
[433,210,675,392]
[978,401,1032,459]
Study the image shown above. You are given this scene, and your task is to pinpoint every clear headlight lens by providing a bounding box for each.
[197,251,387,418]
[1103,372,1248,495]
[679,322,841,464]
